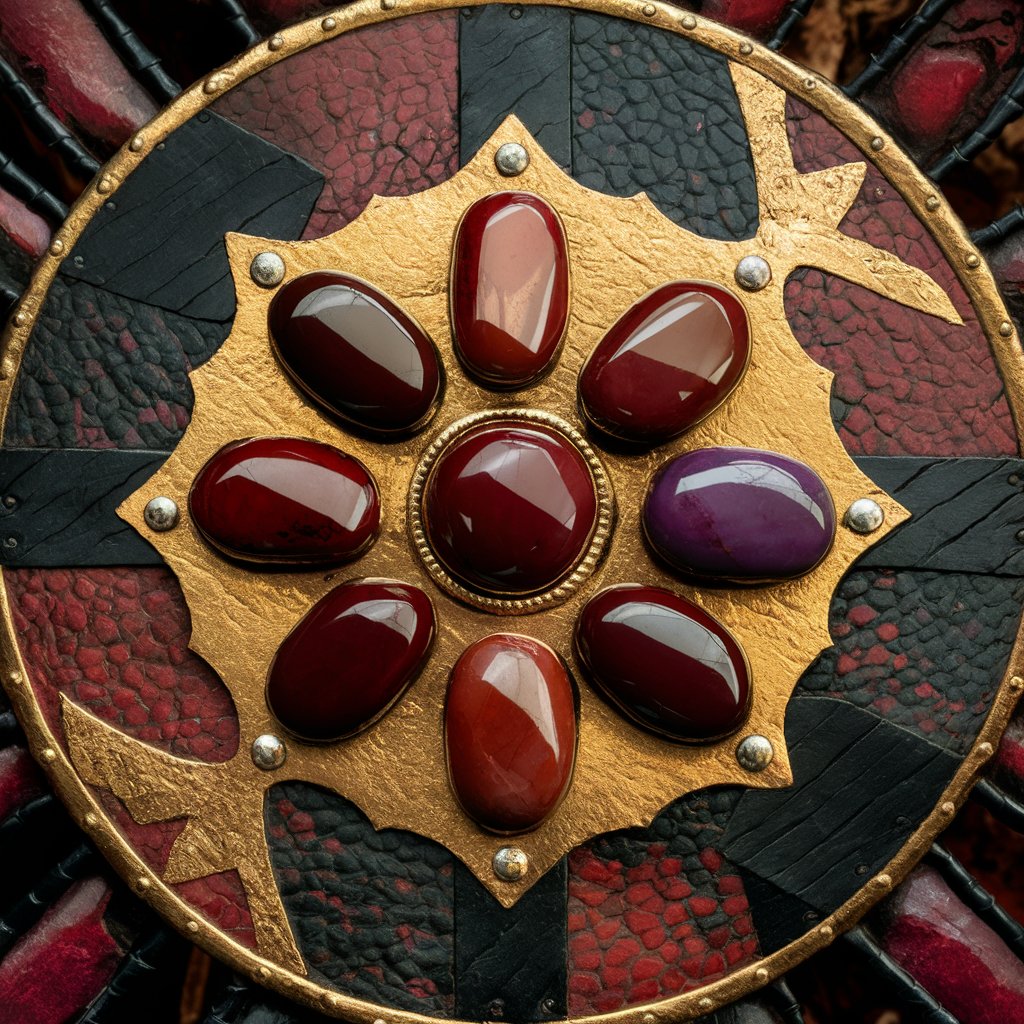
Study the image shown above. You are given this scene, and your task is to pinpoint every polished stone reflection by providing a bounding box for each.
[575,584,750,741]
[189,436,380,565]
[446,633,576,833]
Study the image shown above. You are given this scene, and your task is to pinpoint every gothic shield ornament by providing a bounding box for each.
[1,3,1022,1021]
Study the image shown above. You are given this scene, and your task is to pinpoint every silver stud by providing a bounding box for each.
[250,251,286,288]
[251,733,287,771]
[870,136,885,151]
[492,846,528,881]
[144,496,179,532]
[734,255,772,292]
[494,143,529,177]
[845,497,884,534]
[736,735,773,772]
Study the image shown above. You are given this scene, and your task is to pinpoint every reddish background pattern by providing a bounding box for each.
[784,98,1016,457]
[213,14,459,240]
[567,790,759,1014]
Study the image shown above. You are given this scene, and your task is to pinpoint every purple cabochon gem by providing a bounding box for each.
[644,447,836,582]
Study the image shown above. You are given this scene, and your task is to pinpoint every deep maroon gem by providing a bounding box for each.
[446,634,576,833]
[269,271,442,434]
[189,437,380,565]
[452,192,569,387]
[267,579,434,741]
[575,584,750,741]
[644,447,835,581]
[423,420,598,594]
[579,282,749,445]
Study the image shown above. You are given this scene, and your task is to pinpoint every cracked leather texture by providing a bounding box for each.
[570,14,759,241]
[797,571,1024,755]
[3,276,225,451]
[785,97,1016,457]
[567,789,759,1014]
[5,568,238,763]
[212,15,459,241]
[266,782,455,1015]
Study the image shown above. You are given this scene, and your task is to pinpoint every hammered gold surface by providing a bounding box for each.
[3,9,1019,1016]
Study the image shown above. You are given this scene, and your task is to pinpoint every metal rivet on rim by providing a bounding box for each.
[97,176,114,194]
[736,734,773,772]
[739,42,753,55]
[250,251,286,288]
[251,733,287,771]
[41,747,56,762]
[49,239,64,256]
[966,252,981,268]
[492,846,528,881]
[734,254,772,292]
[642,3,656,15]
[382,0,397,9]
[13,310,28,326]
[844,497,884,534]
[870,137,885,151]
[494,142,529,177]
[322,16,337,29]
[681,13,696,28]
[925,195,940,211]
[268,34,284,49]
[1000,321,1015,337]
[144,496,179,532]
[129,134,145,152]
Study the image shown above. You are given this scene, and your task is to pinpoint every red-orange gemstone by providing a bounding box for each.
[452,192,569,387]
[189,437,380,565]
[446,634,576,833]
[423,420,598,594]
[269,271,442,434]
[575,584,750,741]
[579,282,749,445]
[267,579,434,741]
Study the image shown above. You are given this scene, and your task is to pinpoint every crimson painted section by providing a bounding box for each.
[0,745,45,821]
[267,579,435,741]
[700,0,789,36]
[446,634,576,833]
[190,436,380,564]
[576,585,750,741]
[784,97,1016,456]
[0,878,123,1024]
[212,15,459,240]
[452,192,569,387]
[423,421,598,594]
[0,0,156,150]
[0,187,50,259]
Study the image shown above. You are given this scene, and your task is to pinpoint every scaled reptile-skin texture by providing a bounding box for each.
[571,14,759,242]
[3,276,226,451]
[796,570,1024,754]
[784,97,1016,457]
[212,15,459,241]
[567,789,759,1014]
[5,567,238,763]
[266,782,455,1016]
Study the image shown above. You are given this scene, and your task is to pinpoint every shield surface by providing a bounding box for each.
[1,3,1022,1022]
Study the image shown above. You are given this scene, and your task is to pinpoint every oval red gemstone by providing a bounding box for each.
[267,579,434,741]
[575,584,750,741]
[579,282,749,445]
[423,420,598,594]
[452,192,569,387]
[269,271,443,434]
[446,634,576,833]
[189,437,380,565]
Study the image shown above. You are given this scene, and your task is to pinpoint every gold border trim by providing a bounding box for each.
[0,3,1022,1022]
[408,408,615,612]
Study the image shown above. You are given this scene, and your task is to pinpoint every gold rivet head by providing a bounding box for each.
[966,252,981,268]
[84,812,99,827]
[697,998,713,1011]
[138,876,152,890]
[187,920,199,933]
[874,873,892,889]
[804,78,817,90]
[13,310,28,326]
[978,741,994,757]
[49,239,64,256]
[97,177,114,195]
[9,670,22,685]
[1010,675,1023,690]
[925,195,941,211]
[642,3,656,15]
[322,16,337,29]
[755,967,769,982]
[1000,321,1015,338]
[268,34,284,50]
[870,136,885,151]
[739,42,753,55]
[681,13,697,28]
[819,924,834,939]
[41,748,57,762]
[492,846,528,881]
[129,134,145,152]
[382,0,397,9]
[941,800,956,815]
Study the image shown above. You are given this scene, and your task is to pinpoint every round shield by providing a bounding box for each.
[1,3,1021,1021]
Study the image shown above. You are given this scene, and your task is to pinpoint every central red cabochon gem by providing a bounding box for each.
[423,420,598,595]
